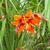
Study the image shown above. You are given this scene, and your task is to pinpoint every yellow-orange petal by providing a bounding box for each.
[17,23,24,32]
[11,21,19,26]
[25,24,35,33]
[22,16,27,24]
[14,15,20,20]
[14,15,23,22]
[25,10,32,18]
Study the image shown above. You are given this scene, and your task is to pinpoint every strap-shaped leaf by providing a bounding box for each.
[0,19,6,43]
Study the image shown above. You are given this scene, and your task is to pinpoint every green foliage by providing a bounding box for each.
[0,0,50,50]
[45,0,50,32]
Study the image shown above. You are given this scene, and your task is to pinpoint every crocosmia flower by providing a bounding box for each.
[11,10,42,34]
[16,48,21,50]
[0,16,4,18]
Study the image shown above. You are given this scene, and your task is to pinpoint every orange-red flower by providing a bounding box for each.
[27,13,42,26]
[0,16,4,18]
[0,16,2,18]
[16,48,21,50]
[11,10,42,33]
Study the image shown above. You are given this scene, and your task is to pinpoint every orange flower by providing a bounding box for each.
[11,15,23,26]
[11,10,42,33]
[16,48,21,50]
[27,13,42,26]
[33,13,41,22]
[32,13,42,26]
[0,16,4,18]
[0,16,2,18]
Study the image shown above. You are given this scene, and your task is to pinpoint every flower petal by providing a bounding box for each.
[27,18,39,26]
[32,13,42,21]
[27,13,42,26]
[14,15,23,22]
[17,23,24,32]
[22,16,27,24]
[25,10,32,18]
[11,21,19,26]
[25,24,35,33]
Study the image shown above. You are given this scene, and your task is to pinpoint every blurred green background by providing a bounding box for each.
[0,0,50,50]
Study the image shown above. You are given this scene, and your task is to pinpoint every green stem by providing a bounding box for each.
[45,0,50,32]
[9,0,20,14]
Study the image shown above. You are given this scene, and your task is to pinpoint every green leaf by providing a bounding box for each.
[0,19,6,43]
[45,0,50,32]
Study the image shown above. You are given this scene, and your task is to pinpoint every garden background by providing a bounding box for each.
[0,0,50,50]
